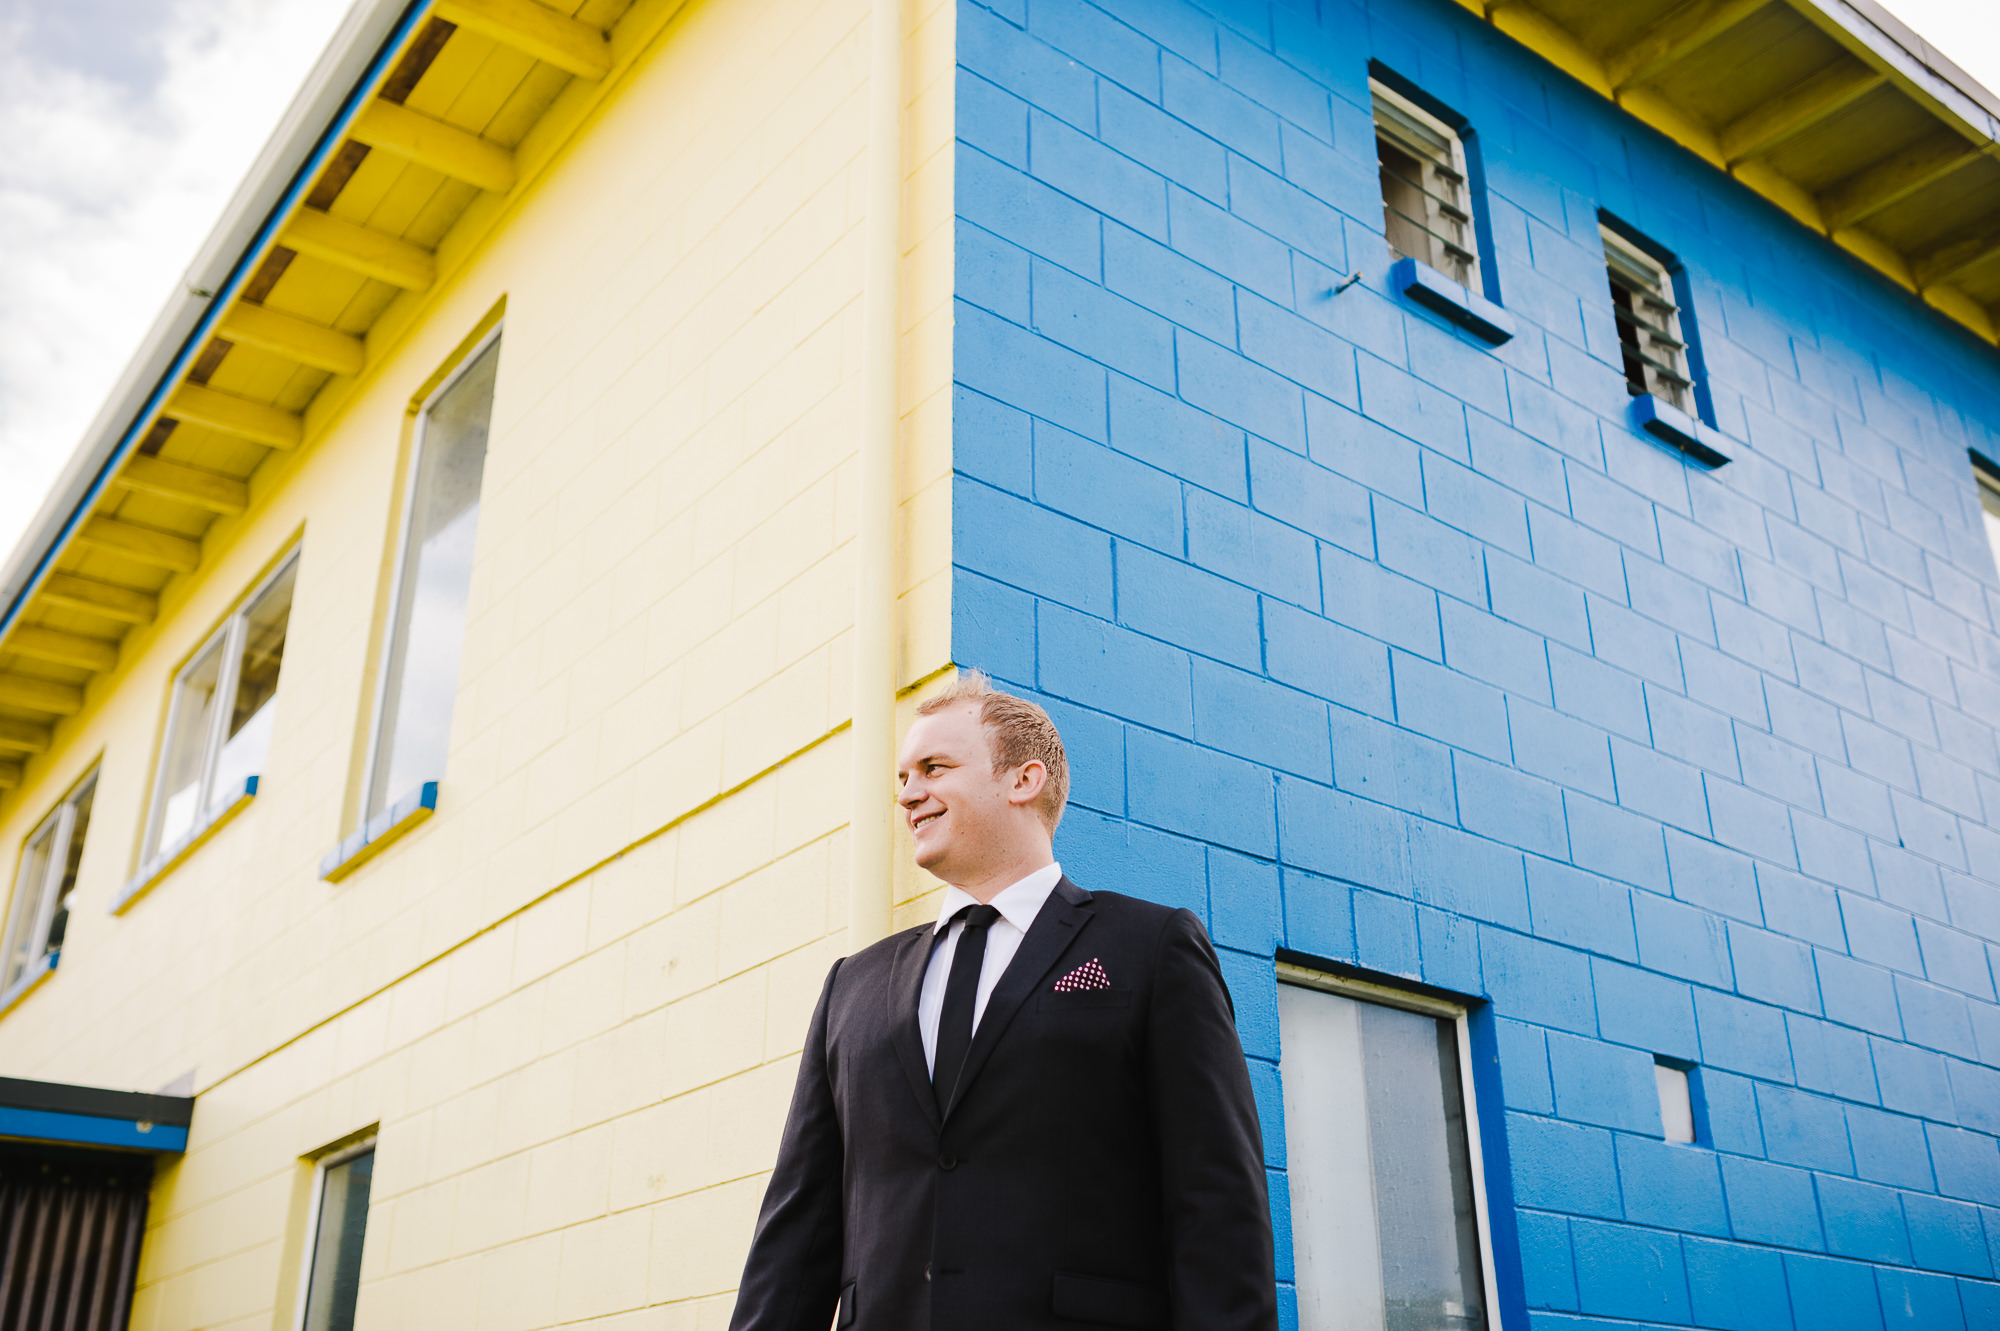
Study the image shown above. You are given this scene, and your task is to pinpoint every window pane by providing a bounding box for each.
[42,778,93,956]
[1,823,57,992]
[301,1147,374,1331]
[210,561,296,804]
[151,637,226,854]
[1280,984,1487,1331]
[368,338,499,819]
[1979,476,2000,580]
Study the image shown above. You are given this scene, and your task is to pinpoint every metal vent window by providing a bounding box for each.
[1373,82,1478,291]
[1603,227,1696,415]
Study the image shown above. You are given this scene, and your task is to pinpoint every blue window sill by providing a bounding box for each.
[320,781,438,882]
[114,775,259,914]
[1630,394,1732,467]
[1391,256,1515,345]
[0,954,57,1017]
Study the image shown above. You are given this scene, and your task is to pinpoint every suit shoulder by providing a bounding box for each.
[830,923,927,986]
[1077,888,1206,936]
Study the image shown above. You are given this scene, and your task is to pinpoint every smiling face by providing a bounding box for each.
[896,701,1052,897]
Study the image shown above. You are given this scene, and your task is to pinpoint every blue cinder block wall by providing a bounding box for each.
[949,0,2000,1327]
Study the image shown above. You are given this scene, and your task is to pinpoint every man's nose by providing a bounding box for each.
[898,778,922,807]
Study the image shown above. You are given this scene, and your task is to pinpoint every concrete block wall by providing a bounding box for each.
[949,0,2000,1326]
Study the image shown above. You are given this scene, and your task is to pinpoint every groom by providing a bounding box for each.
[729,673,1278,1331]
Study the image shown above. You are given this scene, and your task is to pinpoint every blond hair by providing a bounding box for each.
[916,671,1070,831]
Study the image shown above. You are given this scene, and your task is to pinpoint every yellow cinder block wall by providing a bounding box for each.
[0,0,955,1323]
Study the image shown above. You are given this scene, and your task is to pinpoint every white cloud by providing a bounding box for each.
[0,0,354,563]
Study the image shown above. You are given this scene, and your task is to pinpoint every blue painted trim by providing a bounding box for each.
[0,1106,187,1153]
[319,779,438,880]
[1629,393,1732,467]
[1392,257,1516,345]
[0,0,435,646]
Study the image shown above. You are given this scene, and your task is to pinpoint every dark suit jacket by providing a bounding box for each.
[728,877,1278,1331]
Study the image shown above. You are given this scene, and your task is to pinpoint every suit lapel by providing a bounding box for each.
[943,877,1095,1122]
[888,926,943,1132]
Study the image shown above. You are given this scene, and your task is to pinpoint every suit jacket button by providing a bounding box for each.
[924,1263,932,1281]
[938,1153,956,1170]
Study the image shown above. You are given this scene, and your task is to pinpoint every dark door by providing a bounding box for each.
[0,1145,151,1331]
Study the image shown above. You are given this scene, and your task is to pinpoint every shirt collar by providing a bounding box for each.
[932,862,1064,935]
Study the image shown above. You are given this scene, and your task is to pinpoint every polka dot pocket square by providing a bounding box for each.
[1052,958,1111,992]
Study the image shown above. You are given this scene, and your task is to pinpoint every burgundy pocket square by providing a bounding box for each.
[1052,958,1111,992]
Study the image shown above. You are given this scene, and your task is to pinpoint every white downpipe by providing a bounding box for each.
[848,0,905,952]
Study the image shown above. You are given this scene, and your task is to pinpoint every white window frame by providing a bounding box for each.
[1975,466,2000,581]
[292,1137,377,1331]
[357,324,503,826]
[1602,225,1697,415]
[1276,961,1505,1331]
[1372,80,1480,291]
[1,770,98,1003]
[139,550,300,866]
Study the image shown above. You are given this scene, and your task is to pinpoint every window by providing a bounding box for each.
[362,333,500,822]
[142,554,298,864]
[1603,226,1696,415]
[1279,968,1498,1331]
[298,1142,374,1331]
[1977,464,2000,580]
[1374,81,1478,290]
[1,772,97,998]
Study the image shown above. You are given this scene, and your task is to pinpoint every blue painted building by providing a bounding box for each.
[948,0,2000,1326]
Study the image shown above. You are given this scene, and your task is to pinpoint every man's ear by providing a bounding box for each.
[1007,760,1048,808]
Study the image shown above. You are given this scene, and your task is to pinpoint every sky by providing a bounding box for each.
[0,1,1996,568]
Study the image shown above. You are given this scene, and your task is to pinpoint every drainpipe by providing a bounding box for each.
[848,0,905,951]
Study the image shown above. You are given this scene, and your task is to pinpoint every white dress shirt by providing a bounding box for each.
[918,862,1063,1074]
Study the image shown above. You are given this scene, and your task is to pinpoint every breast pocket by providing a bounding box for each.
[1035,990,1133,1011]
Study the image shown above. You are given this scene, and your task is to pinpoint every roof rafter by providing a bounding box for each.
[0,719,51,754]
[75,517,201,573]
[1820,138,1988,231]
[112,458,249,516]
[38,575,158,627]
[350,101,517,193]
[164,385,303,451]
[1913,220,2000,289]
[7,628,118,672]
[217,304,365,376]
[0,677,84,716]
[1608,0,1770,91]
[1721,62,1885,164]
[280,209,437,290]
[434,0,612,80]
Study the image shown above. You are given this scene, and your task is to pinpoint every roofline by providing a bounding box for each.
[0,0,430,644]
[5,0,2000,665]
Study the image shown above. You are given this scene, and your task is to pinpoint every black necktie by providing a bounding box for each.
[933,904,1000,1114]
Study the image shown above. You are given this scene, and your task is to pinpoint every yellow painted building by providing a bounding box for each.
[0,0,953,1325]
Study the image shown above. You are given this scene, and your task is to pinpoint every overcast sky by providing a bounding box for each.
[0,1,1995,567]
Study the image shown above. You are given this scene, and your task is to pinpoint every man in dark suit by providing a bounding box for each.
[729,673,1278,1331]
